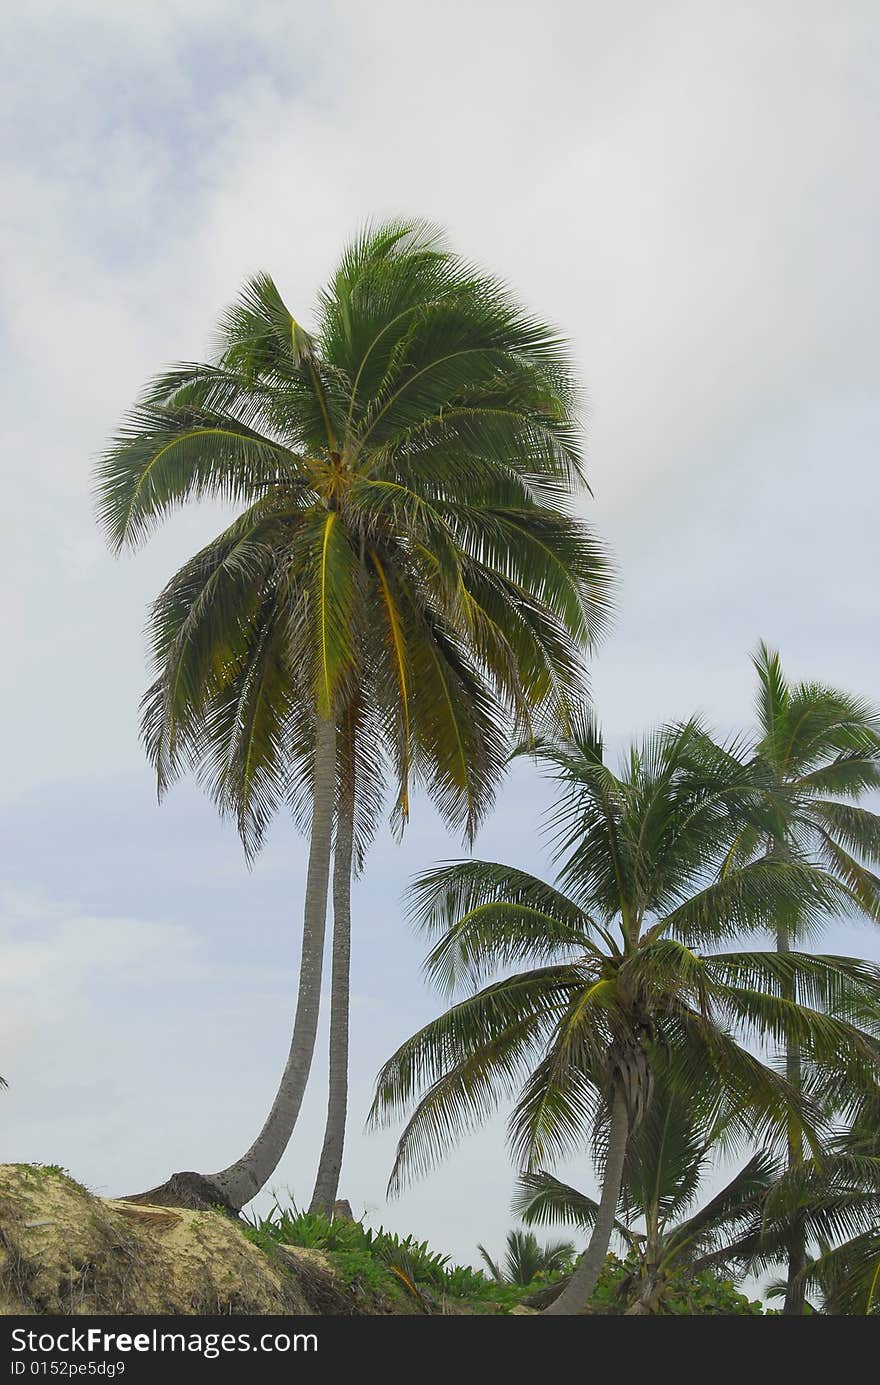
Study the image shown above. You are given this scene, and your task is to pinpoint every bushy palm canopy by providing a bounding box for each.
[799,1233,880,1315]
[370,718,880,1190]
[736,644,880,923]
[96,220,612,857]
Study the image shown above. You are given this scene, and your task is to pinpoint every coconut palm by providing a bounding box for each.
[519,1080,880,1313]
[737,645,880,1311]
[96,220,612,1213]
[756,1088,880,1313]
[515,1084,781,1313]
[370,716,880,1314]
[477,1229,575,1285]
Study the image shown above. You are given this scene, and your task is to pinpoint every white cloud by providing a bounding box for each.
[2,0,880,1264]
[0,885,192,1042]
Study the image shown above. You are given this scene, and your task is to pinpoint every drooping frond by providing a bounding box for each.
[97,402,310,551]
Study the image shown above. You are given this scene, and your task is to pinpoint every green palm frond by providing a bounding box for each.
[369,965,577,1191]
[375,720,879,1210]
[97,403,309,552]
[800,1232,880,1314]
[513,1170,605,1233]
[478,1229,575,1284]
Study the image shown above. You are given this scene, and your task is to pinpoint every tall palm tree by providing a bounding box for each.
[739,645,880,1311]
[477,1228,575,1285]
[96,220,612,1213]
[515,1084,781,1313]
[370,717,880,1313]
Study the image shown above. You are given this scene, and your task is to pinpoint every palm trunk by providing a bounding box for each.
[778,915,807,1314]
[624,1206,662,1314]
[624,1282,661,1315]
[208,715,337,1211]
[308,782,354,1215]
[543,1086,629,1315]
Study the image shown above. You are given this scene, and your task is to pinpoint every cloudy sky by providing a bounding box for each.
[2,0,879,1271]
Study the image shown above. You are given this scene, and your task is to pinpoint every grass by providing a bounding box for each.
[9,1163,90,1195]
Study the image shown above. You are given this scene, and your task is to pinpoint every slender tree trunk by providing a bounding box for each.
[778,915,807,1315]
[624,1210,662,1314]
[308,782,354,1215]
[208,715,338,1211]
[544,1087,629,1315]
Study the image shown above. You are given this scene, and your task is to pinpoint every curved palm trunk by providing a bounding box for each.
[308,784,354,1215]
[778,916,807,1315]
[544,1087,629,1315]
[208,715,337,1211]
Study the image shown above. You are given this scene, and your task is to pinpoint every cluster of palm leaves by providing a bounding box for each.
[477,1229,575,1286]
[514,1079,880,1313]
[371,666,880,1314]
[95,220,880,1314]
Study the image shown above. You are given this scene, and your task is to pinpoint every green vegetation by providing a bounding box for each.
[243,1200,767,1314]
[244,1203,493,1307]
[9,1163,87,1192]
[478,1229,575,1284]
[590,1255,765,1315]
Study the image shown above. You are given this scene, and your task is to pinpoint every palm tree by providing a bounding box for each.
[757,1088,880,1313]
[96,220,612,1213]
[370,717,880,1313]
[514,1084,781,1313]
[477,1228,574,1285]
[740,645,880,1312]
[519,1081,880,1313]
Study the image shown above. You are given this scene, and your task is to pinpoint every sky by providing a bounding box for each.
[1,0,879,1275]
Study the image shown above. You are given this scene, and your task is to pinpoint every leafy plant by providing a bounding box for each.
[590,1255,764,1315]
[244,1199,491,1301]
[477,1229,574,1284]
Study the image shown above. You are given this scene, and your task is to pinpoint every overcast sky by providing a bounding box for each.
[2,0,879,1274]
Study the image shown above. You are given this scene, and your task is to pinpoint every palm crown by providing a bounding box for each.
[477,1229,575,1285]
[737,643,880,921]
[97,220,612,854]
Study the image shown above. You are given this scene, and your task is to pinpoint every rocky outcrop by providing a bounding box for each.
[0,1164,337,1315]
